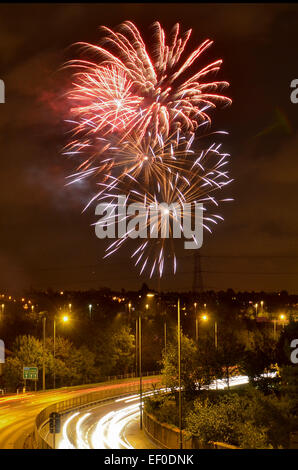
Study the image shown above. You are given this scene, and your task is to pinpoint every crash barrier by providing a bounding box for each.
[35,376,160,448]
[143,409,239,449]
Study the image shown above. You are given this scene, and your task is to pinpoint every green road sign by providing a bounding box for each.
[23,366,38,380]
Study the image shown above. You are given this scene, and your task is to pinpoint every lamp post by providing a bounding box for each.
[164,318,167,355]
[53,318,56,389]
[88,304,92,320]
[279,314,286,330]
[177,298,182,449]
[194,303,198,342]
[138,292,155,429]
[53,315,69,389]
[135,315,138,378]
[273,318,277,340]
[139,311,142,430]
[214,320,218,390]
[42,316,46,391]
[37,311,48,391]
[127,302,132,323]
[214,321,218,349]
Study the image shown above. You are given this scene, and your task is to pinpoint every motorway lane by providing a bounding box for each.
[56,389,161,449]
[0,378,159,449]
[55,373,277,450]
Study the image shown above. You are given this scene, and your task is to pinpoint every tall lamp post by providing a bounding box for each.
[138,293,155,430]
[42,316,46,391]
[194,303,198,342]
[53,315,69,389]
[280,313,286,329]
[177,298,182,449]
[135,315,138,378]
[214,321,218,350]
[139,311,142,429]
[37,311,48,391]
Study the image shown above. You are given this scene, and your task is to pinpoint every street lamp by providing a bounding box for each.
[138,292,155,429]
[53,314,69,389]
[177,298,182,449]
[88,304,92,320]
[279,313,286,329]
[38,311,48,391]
[139,311,142,429]
[194,303,198,342]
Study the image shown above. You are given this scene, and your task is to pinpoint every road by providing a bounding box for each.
[0,377,159,449]
[50,389,161,449]
[53,374,261,449]
[0,373,275,449]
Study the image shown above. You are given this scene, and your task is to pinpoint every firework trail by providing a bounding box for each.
[79,133,232,278]
[67,21,231,143]
[65,21,232,277]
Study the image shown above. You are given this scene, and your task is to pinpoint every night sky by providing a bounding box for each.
[0,3,298,294]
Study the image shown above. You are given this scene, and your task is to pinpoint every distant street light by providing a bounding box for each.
[88,304,92,320]
[279,313,286,329]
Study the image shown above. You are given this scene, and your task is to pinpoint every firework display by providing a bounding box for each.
[65,21,232,277]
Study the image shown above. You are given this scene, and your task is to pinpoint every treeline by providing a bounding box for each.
[145,321,298,448]
[1,325,135,391]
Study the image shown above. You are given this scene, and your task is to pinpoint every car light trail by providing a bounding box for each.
[76,412,91,449]
[58,412,80,449]
[61,373,277,449]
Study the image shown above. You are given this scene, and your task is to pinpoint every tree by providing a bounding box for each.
[240,331,276,388]
[214,331,244,388]
[93,325,135,377]
[186,389,291,448]
[109,326,135,375]
[3,335,49,390]
[161,332,203,397]
[2,335,98,391]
